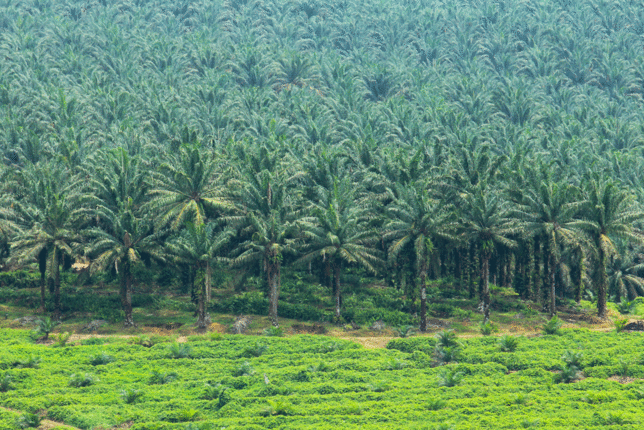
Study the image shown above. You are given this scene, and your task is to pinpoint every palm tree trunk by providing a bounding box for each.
[197,264,211,329]
[53,248,61,321]
[121,263,135,327]
[267,262,280,327]
[419,270,427,332]
[597,239,607,318]
[574,247,583,303]
[469,244,478,299]
[549,252,556,316]
[38,248,47,313]
[533,238,541,303]
[482,253,491,323]
[333,261,342,322]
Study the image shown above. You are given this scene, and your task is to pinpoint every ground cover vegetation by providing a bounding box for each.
[0,328,644,429]
[2,0,644,330]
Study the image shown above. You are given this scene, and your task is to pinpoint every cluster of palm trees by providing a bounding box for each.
[1,140,643,330]
[2,0,644,327]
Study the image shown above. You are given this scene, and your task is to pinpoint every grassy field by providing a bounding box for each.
[1,325,644,429]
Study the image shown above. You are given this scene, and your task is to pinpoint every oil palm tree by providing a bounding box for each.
[228,168,301,327]
[572,179,644,318]
[145,143,232,230]
[385,183,456,331]
[84,205,166,327]
[298,177,383,321]
[509,179,584,315]
[459,185,518,323]
[166,222,234,329]
[8,163,79,317]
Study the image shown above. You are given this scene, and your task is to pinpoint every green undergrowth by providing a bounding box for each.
[0,328,644,429]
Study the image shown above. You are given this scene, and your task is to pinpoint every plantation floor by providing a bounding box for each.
[2,327,644,429]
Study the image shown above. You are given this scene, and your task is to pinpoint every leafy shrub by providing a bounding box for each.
[437,368,464,387]
[0,270,39,289]
[120,388,143,404]
[479,321,498,336]
[542,316,563,335]
[556,364,581,383]
[434,346,459,364]
[208,332,223,341]
[89,352,113,366]
[80,338,105,346]
[426,398,446,410]
[561,350,584,369]
[0,372,12,392]
[260,399,294,416]
[53,331,72,347]
[34,317,58,340]
[498,335,519,352]
[617,358,631,377]
[130,335,154,347]
[69,373,97,387]
[394,325,416,338]
[386,337,436,354]
[263,326,284,337]
[168,343,191,359]
[308,361,332,372]
[15,413,40,429]
[291,370,311,382]
[435,330,459,348]
[149,369,178,384]
[203,383,231,408]
[241,342,268,357]
[14,355,40,369]
[614,318,629,333]
[384,358,408,370]
[233,361,254,377]
[368,381,390,392]
[617,300,635,315]
[174,409,200,422]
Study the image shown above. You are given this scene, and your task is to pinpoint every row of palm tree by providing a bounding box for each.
[2,141,643,329]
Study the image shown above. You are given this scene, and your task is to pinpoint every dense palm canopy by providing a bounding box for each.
[1,0,644,326]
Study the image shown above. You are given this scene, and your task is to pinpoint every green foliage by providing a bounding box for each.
[14,355,40,369]
[167,343,192,359]
[121,388,144,404]
[556,364,582,384]
[260,399,294,417]
[263,326,285,337]
[233,362,255,377]
[81,338,105,346]
[241,342,268,358]
[435,330,460,348]
[437,368,464,387]
[614,318,629,333]
[561,350,584,369]
[498,335,519,352]
[617,301,636,315]
[68,373,97,387]
[2,329,644,427]
[0,372,12,392]
[426,398,446,410]
[394,325,416,338]
[149,369,178,385]
[542,316,563,335]
[34,317,58,340]
[15,413,40,429]
[89,352,114,366]
[52,331,72,347]
[479,321,499,336]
